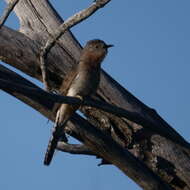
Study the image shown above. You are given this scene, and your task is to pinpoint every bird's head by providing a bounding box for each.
[80,39,113,65]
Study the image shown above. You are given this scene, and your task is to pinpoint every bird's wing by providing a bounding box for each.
[60,64,78,96]
[53,64,78,113]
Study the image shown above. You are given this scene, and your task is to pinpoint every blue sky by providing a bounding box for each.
[0,1,190,190]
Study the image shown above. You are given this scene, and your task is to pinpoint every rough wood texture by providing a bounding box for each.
[0,64,173,190]
[1,0,190,189]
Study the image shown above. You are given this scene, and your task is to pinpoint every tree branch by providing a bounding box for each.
[0,64,173,190]
[57,142,109,166]
[0,77,189,152]
[70,113,173,190]
[57,142,95,156]
[40,0,111,91]
[0,0,19,28]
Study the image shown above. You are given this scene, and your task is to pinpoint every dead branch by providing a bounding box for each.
[57,142,95,156]
[0,77,189,152]
[0,64,173,190]
[70,113,173,190]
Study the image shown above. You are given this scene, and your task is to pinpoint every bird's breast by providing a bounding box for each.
[67,69,100,97]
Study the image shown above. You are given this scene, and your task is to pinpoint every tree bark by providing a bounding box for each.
[1,0,190,189]
[0,64,173,190]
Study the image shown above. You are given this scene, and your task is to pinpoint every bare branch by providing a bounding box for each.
[0,78,189,152]
[70,113,173,190]
[0,0,19,28]
[0,64,175,189]
[57,142,95,155]
[40,0,111,91]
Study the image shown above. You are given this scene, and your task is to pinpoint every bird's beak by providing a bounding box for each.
[105,44,114,48]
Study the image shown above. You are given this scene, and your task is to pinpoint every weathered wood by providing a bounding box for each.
[0,64,173,190]
[0,72,189,153]
[1,0,190,189]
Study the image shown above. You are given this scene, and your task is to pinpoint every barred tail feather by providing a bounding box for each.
[44,104,76,165]
[44,129,60,165]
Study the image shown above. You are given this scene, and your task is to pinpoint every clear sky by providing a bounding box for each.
[0,1,190,190]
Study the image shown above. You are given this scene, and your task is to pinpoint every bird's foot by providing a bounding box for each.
[75,95,84,109]
[75,95,83,102]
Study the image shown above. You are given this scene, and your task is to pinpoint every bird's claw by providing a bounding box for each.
[75,95,83,102]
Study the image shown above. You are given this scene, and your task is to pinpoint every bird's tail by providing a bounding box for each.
[44,122,67,166]
[44,104,76,166]
[44,122,68,166]
[43,130,59,166]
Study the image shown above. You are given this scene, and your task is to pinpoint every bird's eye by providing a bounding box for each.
[95,45,99,49]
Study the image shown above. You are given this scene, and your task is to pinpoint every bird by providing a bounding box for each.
[44,39,113,165]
